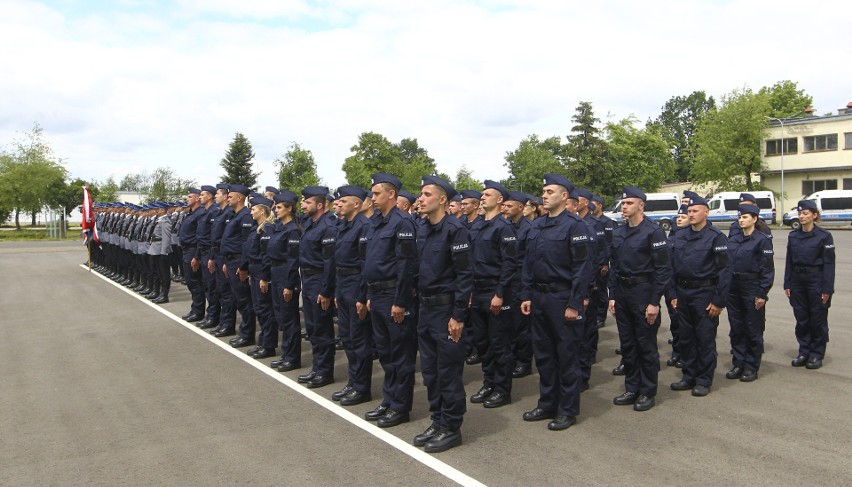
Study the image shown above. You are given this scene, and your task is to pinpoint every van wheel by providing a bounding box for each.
[789,219,800,230]
[658,219,672,232]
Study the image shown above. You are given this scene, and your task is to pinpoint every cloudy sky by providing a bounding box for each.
[1,0,849,192]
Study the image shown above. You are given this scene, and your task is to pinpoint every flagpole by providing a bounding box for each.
[87,239,92,272]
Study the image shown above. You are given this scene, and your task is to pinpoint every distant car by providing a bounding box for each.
[706,191,777,225]
[604,192,680,231]
[783,189,852,230]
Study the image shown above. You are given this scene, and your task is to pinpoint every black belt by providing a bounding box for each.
[225,253,241,260]
[534,281,571,292]
[336,267,361,276]
[733,272,760,281]
[301,267,323,276]
[795,266,823,274]
[199,245,211,252]
[474,278,499,287]
[617,274,651,285]
[678,278,718,289]
[368,279,397,292]
[271,259,287,266]
[420,293,453,307]
[181,244,197,251]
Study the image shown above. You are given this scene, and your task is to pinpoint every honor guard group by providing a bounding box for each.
[86,174,835,453]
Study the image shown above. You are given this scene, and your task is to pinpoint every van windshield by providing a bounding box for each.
[709,199,721,210]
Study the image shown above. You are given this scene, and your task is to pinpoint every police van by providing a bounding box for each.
[782,189,852,230]
[706,191,777,225]
[604,192,680,231]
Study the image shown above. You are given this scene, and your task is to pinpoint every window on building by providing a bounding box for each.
[845,132,852,149]
[803,134,838,152]
[843,178,852,190]
[765,138,798,155]
[802,179,838,195]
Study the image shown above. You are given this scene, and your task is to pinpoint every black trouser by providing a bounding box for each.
[789,274,830,360]
[337,275,373,393]
[182,247,205,315]
[157,254,171,296]
[676,286,718,387]
[579,280,603,385]
[301,273,335,377]
[614,282,660,397]
[270,265,300,364]
[226,256,255,339]
[470,289,513,395]
[215,254,236,331]
[531,288,582,418]
[418,300,466,431]
[200,248,220,323]
[249,263,276,349]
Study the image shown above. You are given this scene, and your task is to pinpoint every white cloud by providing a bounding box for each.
[1,0,851,193]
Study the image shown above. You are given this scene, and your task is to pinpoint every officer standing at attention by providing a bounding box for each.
[591,194,614,328]
[296,186,338,389]
[520,174,593,431]
[575,187,606,391]
[784,200,835,370]
[670,191,732,397]
[448,194,463,220]
[195,185,220,329]
[220,184,257,348]
[459,190,483,231]
[729,193,772,239]
[412,175,473,453]
[330,186,373,406]
[179,188,207,322]
[501,191,534,379]
[468,180,517,409]
[265,191,303,372]
[607,186,670,412]
[210,184,237,338]
[397,190,417,215]
[245,196,278,359]
[358,173,418,428]
[664,205,689,368]
[725,204,774,382]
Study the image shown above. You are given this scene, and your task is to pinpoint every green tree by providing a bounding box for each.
[98,175,119,202]
[220,132,258,188]
[603,117,674,197]
[342,132,438,192]
[119,173,146,192]
[649,91,715,182]
[275,142,322,195]
[760,80,813,119]
[144,167,196,202]
[0,123,68,229]
[453,165,484,191]
[692,87,770,192]
[564,101,609,190]
[502,134,564,194]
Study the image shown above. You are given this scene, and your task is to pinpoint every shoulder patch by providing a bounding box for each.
[398,232,413,239]
[572,234,588,242]
[714,245,728,252]
[452,243,469,252]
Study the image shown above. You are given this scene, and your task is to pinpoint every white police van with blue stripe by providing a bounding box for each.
[783,189,852,230]
[604,192,680,231]
[707,191,777,225]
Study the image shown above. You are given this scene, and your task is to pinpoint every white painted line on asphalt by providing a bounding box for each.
[80,265,486,487]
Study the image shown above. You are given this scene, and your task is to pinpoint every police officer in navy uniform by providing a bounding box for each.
[358,173,418,428]
[670,191,732,397]
[502,191,534,378]
[520,174,593,431]
[729,193,772,239]
[607,186,670,411]
[785,199,835,370]
[412,175,473,452]
[459,190,483,231]
[195,185,220,329]
[397,190,417,214]
[296,186,338,389]
[245,196,278,359]
[468,180,517,408]
[265,191,303,372]
[574,187,605,391]
[210,184,237,337]
[329,185,374,406]
[179,188,207,322]
[725,203,774,382]
[664,205,689,368]
[219,184,257,348]
[591,194,614,328]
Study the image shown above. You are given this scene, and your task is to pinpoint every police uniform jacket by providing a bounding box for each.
[416,214,474,323]
[299,212,338,298]
[671,223,732,307]
[246,222,274,280]
[196,205,218,257]
[607,216,670,305]
[262,219,302,291]
[360,207,417,308]
[783,226,835,295]
[179,206,205,250]
[469,215,517,298]
[728,229,774,299]
[220,206,256,270]
[519,210,594,312]
[334,213,370,289]
[211,206,233,258]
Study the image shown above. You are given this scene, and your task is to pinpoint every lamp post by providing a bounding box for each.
[766,111,804,216]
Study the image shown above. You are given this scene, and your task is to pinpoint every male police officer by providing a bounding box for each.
[297,186,338,389]
[358,173,418,428]
[607,186,670,411]
[468,180,517,408]
[196,185,220,328]
[520,174,593,430]
[670,191,732,397]
[502,191,534,378]
[220,184,257,348]
[179,188,207,322]
[413,175,473,453]
[459,190,483,231]
[210,184,237,337]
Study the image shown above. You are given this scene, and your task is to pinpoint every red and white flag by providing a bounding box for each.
[81,186,99,247]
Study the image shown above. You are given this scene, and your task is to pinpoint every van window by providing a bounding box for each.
[708,199,721,210]
[820,197,852,211]
[723,199,740,211]
[755,198,773,210]
[645,199,678,212]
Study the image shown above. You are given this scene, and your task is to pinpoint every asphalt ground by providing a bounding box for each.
[2,228,851,486]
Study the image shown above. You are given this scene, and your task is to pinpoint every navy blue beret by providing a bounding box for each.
[229,184,250,196]
[460,190,482,200]
[216,183,229,192]
[739,193,756,203]
[398,190,417,205]
[265,186,280,194]
[542,173,574,193]
[677,204,688,215]
[797,200,818,212]
[371,173,402,191]
[273,190,298,205]
[483,180,510,201]
[200,185,216,194]
[686,192,708,207]
[250,196,274,207]
[738,203,760,217]
[621,186,646,201]
[302,186,329,198]
[336,185,368,200]
[422,175,457,200]
[187,187,201,195]
[574,187,594,201]
[506,190,529,204]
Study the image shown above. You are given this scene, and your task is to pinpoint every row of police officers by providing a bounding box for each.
[88,175,835,453]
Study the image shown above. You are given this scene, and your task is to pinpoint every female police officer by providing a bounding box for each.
[784,200,835,370]
[725,204,774,382]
